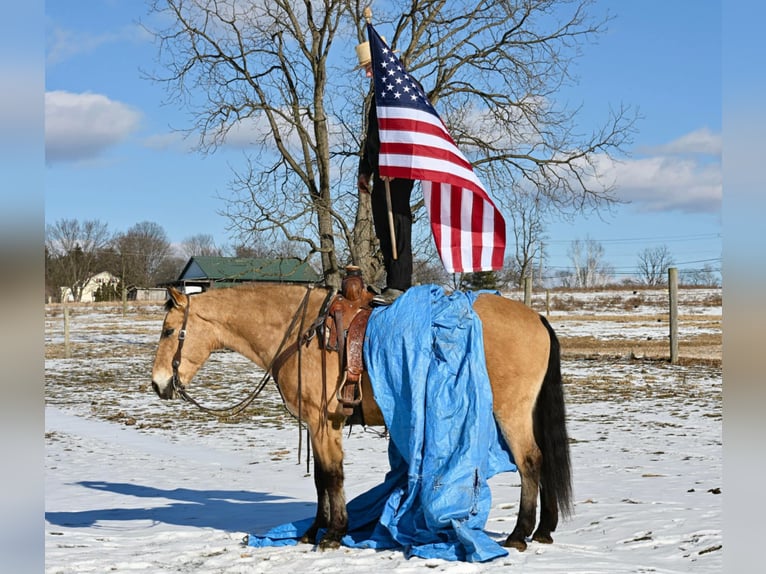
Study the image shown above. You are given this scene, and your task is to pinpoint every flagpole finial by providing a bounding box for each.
[363,6,373,24]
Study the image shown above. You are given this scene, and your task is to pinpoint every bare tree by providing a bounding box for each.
[636,244,675,286]
[564,237,613,287]
[116,221,175,287]
[680,263,720,287]
[504,190,549,288]
[229,236,309,259]
[45,218,112,302]
[147,0,635,288]
[413,258,450,288]
[180,233,223,259]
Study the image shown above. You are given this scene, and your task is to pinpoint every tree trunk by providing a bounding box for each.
[350,191,383,286]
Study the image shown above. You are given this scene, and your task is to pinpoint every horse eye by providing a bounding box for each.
[162,328,175,338]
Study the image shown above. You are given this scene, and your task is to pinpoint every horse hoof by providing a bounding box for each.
[504,537,527,552]
[532,531,554,544]
[299,528,319,544]
[318,537,341,551]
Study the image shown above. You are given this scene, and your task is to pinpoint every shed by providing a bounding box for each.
[128,287,168,302]
[171,256,323,293]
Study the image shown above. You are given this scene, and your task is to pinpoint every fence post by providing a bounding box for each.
[63,301,71,359]
[523,276,532,307]
[545,289,550,317]
[668,267,678,364]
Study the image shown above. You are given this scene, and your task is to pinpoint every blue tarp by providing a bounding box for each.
[248,284,516,561]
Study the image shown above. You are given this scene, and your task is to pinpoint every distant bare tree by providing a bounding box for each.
[505,190,549,288]
[230,236,308,259]
[413,258,450,288]
[180,233,223,259]
[147,0,636,288]
[45,218,112,302]
[636,245,675,286]
[681,263,720,287]
[564,237,614,287]
[116,221,174,287]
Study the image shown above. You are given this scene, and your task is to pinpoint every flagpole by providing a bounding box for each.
[364,6,398,261]
[382,177,398,260]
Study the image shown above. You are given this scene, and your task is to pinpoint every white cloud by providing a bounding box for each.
[639,127,721,157]
[46,23,150,67]
[143,131,195,152]
[45,91,142,164]
[592,129,722,214]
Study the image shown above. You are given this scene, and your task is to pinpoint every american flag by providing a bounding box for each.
[367,24,506,273]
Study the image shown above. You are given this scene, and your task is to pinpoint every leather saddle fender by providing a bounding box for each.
[322,268,373,416]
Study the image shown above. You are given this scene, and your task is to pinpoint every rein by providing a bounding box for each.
[169,286,322,420]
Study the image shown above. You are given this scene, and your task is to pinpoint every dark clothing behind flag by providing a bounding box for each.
[366,23,506,273]
[359,98,414,291]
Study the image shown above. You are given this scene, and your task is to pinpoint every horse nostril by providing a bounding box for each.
[151,381,161,397]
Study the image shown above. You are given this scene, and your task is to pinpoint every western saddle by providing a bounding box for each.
[271,266,374,420]
[323,266,374,418]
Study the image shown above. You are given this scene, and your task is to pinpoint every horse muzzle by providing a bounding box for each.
[151,378,178,400]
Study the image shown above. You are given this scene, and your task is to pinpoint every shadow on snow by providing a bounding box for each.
[45,480,313,534]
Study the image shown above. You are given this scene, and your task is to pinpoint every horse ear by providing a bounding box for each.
[166,286,187,309]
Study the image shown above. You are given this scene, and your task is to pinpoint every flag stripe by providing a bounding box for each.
[379,154,486,193]
[377,109,475,172]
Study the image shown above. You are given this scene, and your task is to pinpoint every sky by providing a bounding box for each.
[44,0,722,281]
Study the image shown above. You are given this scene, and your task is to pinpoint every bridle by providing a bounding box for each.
[168,285,329,419]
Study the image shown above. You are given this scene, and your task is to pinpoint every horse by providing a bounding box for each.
[150,282,572,553]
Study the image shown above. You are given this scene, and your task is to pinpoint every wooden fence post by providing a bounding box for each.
[668,267,678,364]
[63,301,71,359]
[545,289,550,317]
[523,276,532,307]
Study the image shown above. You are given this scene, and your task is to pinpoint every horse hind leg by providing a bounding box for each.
[502,431,542,552]
[502,433,561,550]
[529,420,561,545]
[525,406,557,546]
[531,483,557,544]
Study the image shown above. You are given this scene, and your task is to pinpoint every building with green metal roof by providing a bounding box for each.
[171,256,323,292]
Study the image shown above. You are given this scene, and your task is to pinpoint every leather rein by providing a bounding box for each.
[169,285,332,419]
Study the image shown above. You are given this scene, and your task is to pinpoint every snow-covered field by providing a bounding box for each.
[45,288,722,573]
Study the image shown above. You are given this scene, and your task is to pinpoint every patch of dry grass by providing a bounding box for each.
[553,314,721,365]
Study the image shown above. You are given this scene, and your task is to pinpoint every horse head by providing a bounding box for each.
[151,286,213,400]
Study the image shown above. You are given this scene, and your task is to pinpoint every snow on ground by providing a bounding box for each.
[45,290,722,573]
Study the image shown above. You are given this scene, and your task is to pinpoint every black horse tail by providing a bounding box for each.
[534,315,573,519]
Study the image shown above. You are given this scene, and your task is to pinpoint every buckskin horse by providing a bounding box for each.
[150,281,572,552]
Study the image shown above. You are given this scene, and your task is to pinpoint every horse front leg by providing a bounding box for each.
[302,421,347,550]
[299,454,331,545]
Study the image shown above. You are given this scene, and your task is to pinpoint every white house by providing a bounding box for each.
[61,271,120,302]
